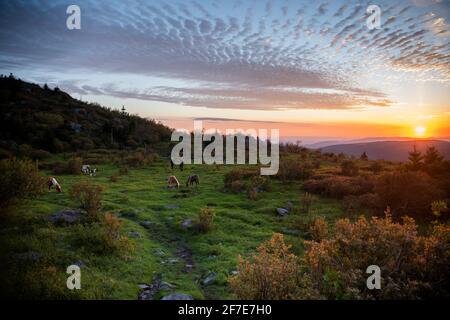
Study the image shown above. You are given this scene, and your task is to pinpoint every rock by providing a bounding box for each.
[207,255,217,260]
[138,284,150,290]
[48,209,83,224]
[167,258,179,264]
[128,231,141,238]
[160,293,194,300]
[181,219,193,229]
[230,270,239,276]
[276,208,289,216]
[154,249,165,257]
[164,204,180,209]
[73,260,86,268]
[139,220,152,228]
[159,281,176,290]
[138,274,162,300]
[201,272,217,286]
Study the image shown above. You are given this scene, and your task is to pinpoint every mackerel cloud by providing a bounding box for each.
[0,0,449,110]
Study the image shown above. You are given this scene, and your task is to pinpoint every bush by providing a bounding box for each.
[51,157,82,175]
[66,157,83,174]
[197,207,215,233]
[341,160,359,176]
[224,168,259,189]
[224,168,270,194]
[369,161,383,174]
[303,212,450,299]
[0,158,45,209]
[121,151,156,167]
[309,218,328,241]
[71,213,134,257]
[277,160,313,182]
[342,193,380,217]
[374,171,443,220]
[69,180,104,220]
[229,233,300,299]
[303,176,374,199]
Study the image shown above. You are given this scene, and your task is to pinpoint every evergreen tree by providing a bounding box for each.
[360,151,368,161]
[424,146,443,166]
[408,145,423,170]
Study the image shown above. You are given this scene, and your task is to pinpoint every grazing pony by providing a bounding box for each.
[47,177,62,193]
[82,165,97,176]
[186,175,199,187]
[167,175,180,189]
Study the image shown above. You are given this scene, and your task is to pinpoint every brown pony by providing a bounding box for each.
[186,175,199,187]
[167,175,180,189]
[47,177,62,193]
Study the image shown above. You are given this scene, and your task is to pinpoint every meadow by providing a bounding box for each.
[0,153,344,299]
[1,146,448,300]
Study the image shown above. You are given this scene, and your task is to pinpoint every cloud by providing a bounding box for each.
[0,0,449,111]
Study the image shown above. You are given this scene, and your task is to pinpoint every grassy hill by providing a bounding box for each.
[0,75,172,156]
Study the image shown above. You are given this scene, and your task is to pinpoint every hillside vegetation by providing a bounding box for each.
[0,75,172,156]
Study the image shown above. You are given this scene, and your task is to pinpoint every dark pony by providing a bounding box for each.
[186,174,199,187]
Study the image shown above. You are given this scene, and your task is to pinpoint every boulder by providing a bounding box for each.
[128,231,141,238]
[201,272,217,286]
[48,209,83,224]
[276,208,289,216]
[139,220,152,228]
[160,293,194,300]
[181,219,193,229]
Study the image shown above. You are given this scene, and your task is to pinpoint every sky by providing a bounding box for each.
[1,0,449,141]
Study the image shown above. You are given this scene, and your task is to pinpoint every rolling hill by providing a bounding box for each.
[0,75,172,155]
[319,140,450,161]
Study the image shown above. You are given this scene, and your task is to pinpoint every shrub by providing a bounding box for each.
[71,213,134,257]
[341,160,359,176]
[342,193,380,217]
[0,158,45,209]
[303,212,450,299]
[277,160,313,182]
[309,218,328,241]
[374,171,443,220]
[304,176,374,199]
[66,157,83,174]
[69,180,104,220]
[197,207,216,233]
[229,233,300,299]
[52,157,82,175]
[224,168,259,189]
[369,161,383,174]
[121,151,155,167]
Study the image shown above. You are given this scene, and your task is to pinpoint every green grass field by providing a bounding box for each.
[0,158,345,300]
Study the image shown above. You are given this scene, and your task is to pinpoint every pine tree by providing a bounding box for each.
[424,146,443,166]
[360,151,368,161]
[408,145,423,170]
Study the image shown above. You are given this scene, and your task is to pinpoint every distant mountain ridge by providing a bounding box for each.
[319,140,450,161]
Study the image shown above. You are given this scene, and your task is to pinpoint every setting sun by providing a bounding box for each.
[415,126,426,136]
